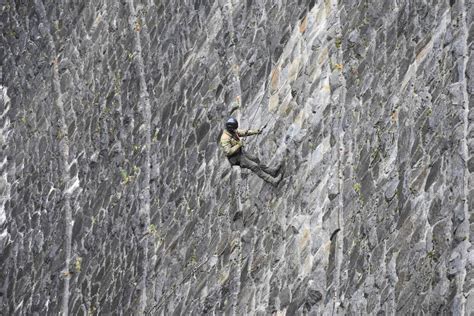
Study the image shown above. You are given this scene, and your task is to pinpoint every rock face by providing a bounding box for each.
[2,0,473,314]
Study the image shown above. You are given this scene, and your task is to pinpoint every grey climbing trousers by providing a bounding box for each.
[228,151,280,184]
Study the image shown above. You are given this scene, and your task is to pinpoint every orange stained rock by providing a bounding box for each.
[134,19,141,32]
[299,15,308,33]
[391,110,398,122]
[299,228,311,249]
[270,67,280,92]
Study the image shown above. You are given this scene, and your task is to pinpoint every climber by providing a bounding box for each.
[220,117,283,186]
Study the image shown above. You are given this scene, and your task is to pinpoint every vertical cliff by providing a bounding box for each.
[2,0,473,314]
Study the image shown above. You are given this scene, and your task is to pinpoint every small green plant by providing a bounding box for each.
[132,165,140,175]
[103,106,111,115]
[8,29,17,38]
[133,144,141,154]
[114,71,122,96]
[335,37,342,48]
[190,249,197,264]
[186,207,193,214]
[54,20,60,32]
[152,130,159,142]
[427,250,438,262]
[148,224,163,249]
[75,257,82,272]
[218,271,229,285]
[148,224,158,235]
[56,130,64,140]
[88,305,96,315]
[120,169,131,184]
[370,147,383,164]
[353,183,361,195]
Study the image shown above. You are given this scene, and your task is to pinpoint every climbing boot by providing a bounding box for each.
[271,171,283,187]
[265,166,280,177]
[264,161,284,177]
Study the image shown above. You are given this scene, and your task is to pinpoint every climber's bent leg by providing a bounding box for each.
[243,152,280,177]
[240,152,281,185]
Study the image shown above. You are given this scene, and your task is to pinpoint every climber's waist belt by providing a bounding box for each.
[226,148,242,158]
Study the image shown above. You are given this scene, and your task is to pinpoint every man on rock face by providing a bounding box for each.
[219,117,283,186]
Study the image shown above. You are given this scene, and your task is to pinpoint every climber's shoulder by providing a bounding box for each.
[220,130,231,141]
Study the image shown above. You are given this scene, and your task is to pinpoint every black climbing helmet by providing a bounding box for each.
[225,117,238,131]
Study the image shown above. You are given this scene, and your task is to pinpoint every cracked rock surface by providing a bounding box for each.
[1,0,473,314]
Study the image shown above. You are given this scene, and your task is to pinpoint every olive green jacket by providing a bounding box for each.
[220,128,260,157]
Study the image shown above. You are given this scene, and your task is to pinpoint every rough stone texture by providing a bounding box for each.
[1,0,473,315]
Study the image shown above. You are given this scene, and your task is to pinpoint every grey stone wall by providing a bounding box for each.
[1,0,473,314]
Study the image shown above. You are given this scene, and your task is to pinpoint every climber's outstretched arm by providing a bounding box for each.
[236,128,262,137]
